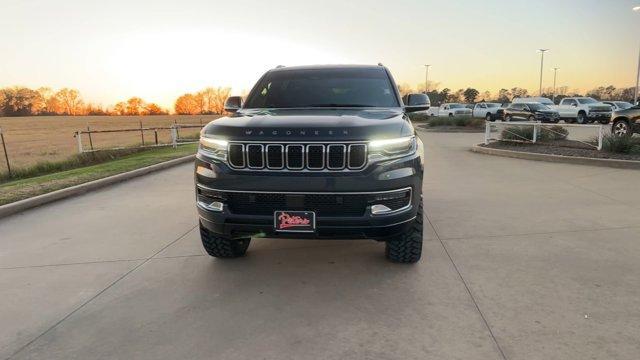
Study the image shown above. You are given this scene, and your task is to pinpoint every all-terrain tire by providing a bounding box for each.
[200,223,251,258]
[385,200,424,263]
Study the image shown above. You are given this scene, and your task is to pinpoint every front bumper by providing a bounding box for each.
[535,113,560,122]
[588,112,611,119]
[195,151,423,240]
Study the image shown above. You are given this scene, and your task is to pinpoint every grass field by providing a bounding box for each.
[0,115,221,173]
[0,143,198,205]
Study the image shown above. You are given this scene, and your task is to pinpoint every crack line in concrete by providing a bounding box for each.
[6,224,198,360]
[425,213,508,360]
[0,258,146,271]
[437,224,640,242]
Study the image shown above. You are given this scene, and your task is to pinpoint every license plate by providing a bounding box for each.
[274,211,315,232]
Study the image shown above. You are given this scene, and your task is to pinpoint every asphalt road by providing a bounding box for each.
[1,131,639,360]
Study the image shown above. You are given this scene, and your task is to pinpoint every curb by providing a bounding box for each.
[0,154,195,219]
[471,145,640,170]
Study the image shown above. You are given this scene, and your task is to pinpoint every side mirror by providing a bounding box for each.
[224,96,243,113]
[404,93,430,113]
[571,103,577,107]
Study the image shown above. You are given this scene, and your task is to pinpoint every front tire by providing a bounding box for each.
[200,223,251,258]
[576,112,587,124]
[505,114,512,122]
[527,115,535,122]
[612,120,631,137]
[385,201,423,263]
[486,113,493,122]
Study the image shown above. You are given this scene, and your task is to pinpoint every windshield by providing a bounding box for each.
[486,103,500,108]
[243,68,399,108]
[539,99,554,105]
[578,98,598,104]
[528,103,551,111]
[449,104,465,109]
[616,102,633,110]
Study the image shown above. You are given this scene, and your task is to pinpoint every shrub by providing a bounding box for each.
[408,112,429,122]
[501,125,570,142]
[427,116,482,128]
[544,125,569,140]
[600,134,640,154]
[501,126,550,142]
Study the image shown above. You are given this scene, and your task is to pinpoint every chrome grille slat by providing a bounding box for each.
[228,142,367,171]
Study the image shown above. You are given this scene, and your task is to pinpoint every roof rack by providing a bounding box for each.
[377,63,384,66]
[275,65,285,68]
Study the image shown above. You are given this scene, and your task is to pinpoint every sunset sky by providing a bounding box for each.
[2,0,639,109]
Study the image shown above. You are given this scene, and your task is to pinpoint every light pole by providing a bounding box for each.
[538,49,549,96]
[552,67,559,103]
[633,7,640,104]
[423,64,431,94]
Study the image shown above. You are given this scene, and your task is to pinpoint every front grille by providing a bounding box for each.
[198,188,412,217]
[228,142,367,171]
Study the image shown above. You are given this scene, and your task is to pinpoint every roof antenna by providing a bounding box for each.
[377,63,384,66]
[276,65,285,68]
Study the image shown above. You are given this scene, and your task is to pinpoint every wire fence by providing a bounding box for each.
[0,115,219,177]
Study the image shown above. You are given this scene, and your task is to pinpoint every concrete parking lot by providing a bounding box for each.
[1,131,639,360]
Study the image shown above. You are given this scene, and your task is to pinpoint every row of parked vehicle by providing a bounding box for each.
[425,96,634,126]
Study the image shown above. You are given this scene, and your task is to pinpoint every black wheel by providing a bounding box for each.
[200,222,251,258]
[448,113,454,117]
[385,200,423,264]
[612,120,631,137]
[505,114,512,122]
[486,113,493,122]
[576,112,587,124]
[598,118,609,125]
[527,115,535,122]
[549,117,559,124]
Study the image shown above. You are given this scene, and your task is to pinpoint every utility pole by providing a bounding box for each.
[552,67,559,103]
[635,7,640,104]
[423,64,431,94]
[538,49,549,96]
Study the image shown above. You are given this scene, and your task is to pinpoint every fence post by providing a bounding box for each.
[87,125,94,151]
[139,121,145,146]
[174,119,180,139]
[532,123,538,143]
[484,121,491,145]
[154,129,158,145]
[597,124,603,151]
[0,127,12,177]
[171,126,178,148]
[76,131,83,153]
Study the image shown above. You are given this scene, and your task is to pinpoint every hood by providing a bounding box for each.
[202,108,413,141]
[589,104,612,111]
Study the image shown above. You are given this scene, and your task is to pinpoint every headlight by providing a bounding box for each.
[199,136,228,161]
[369,136,416,160]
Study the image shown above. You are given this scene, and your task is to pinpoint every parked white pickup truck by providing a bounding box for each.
[438,103,472,117]
[471,102,502,121]
[557,97,612,124]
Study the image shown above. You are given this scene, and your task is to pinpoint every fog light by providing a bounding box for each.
[198,201,224,212]
[371,204,392,215]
